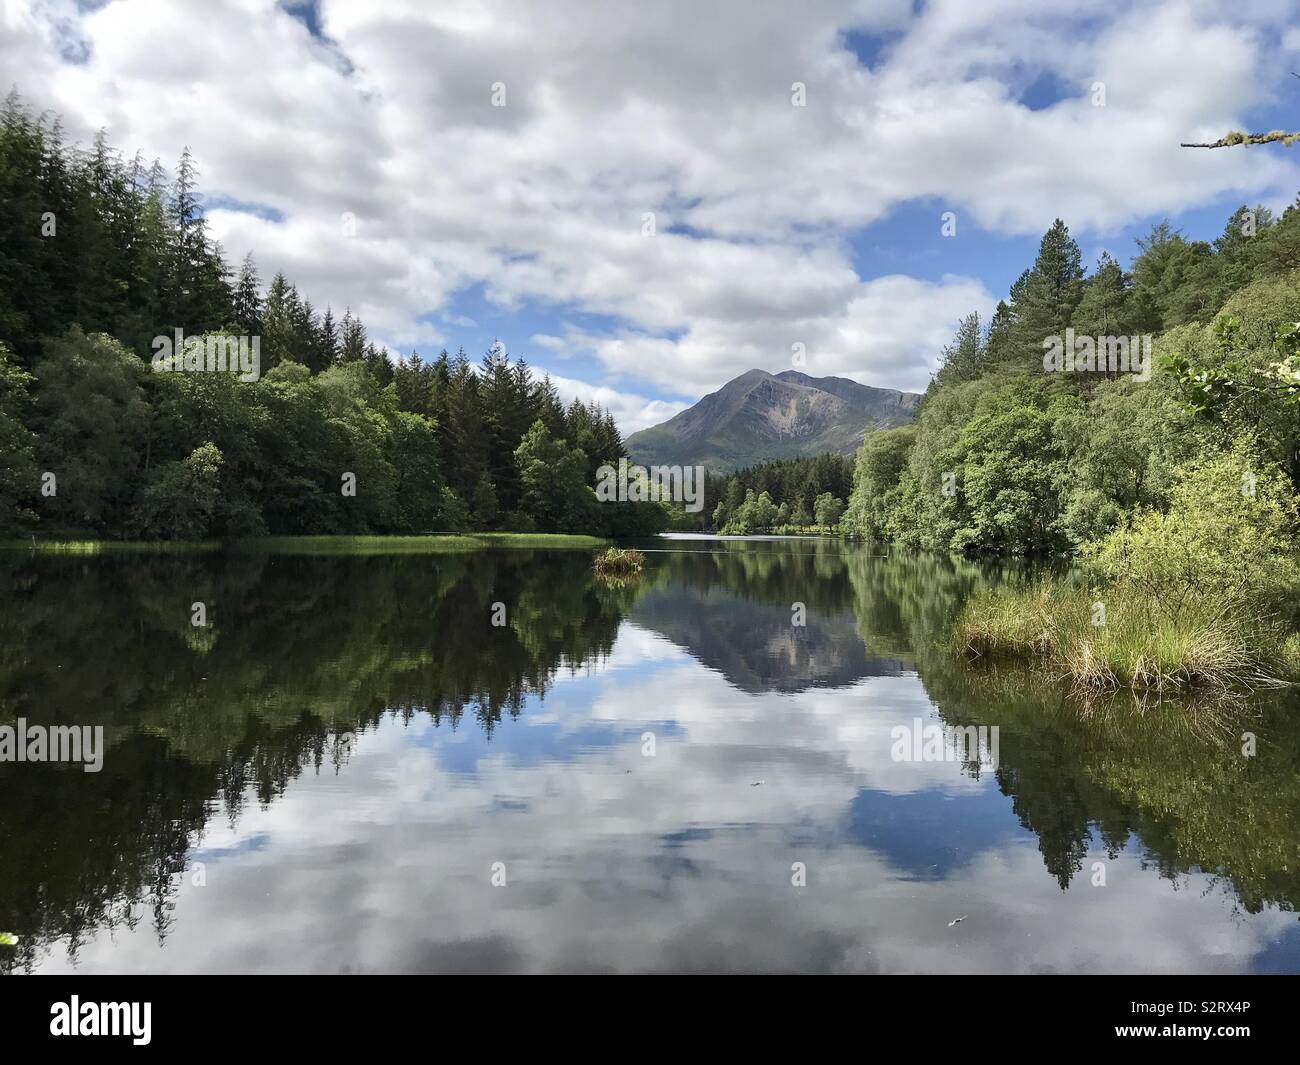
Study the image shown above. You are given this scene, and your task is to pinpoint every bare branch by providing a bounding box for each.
[1181,129,1300,149]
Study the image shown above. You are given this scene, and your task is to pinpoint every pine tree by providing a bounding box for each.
[232,253,263,335]
[1010,219,1085,356]
[292,295,320,370]
[78,130,133,337]
[262,273,295,368]
[929,312,984,393]
[167,148,230,332]
[339,309,367,362]
[479,342,529,510]
[533,373,567,438]
[1211,205,1272,311]
[1072,252,1131,348]
[317,306,339,366]
[0,93,51,362]
[471,472,500,529]
[122,158,172,353]
[394,352,433,415]
[440,349,488,503]
[363,342,393,386]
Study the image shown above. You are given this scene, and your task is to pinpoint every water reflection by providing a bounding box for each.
[0,541,1296,973]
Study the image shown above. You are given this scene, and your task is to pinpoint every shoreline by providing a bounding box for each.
[0,533,611,556]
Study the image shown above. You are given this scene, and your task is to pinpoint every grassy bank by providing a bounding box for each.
[0,533,610,556]
[955,580,1300,696]
[951,446,1300,700]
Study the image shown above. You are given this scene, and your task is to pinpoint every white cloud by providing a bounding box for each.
[543,372,691,436]
[4,0,1297,420]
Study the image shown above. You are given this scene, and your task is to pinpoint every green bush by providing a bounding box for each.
[1085,444,1298,604]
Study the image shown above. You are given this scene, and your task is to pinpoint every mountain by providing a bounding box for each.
[624,369,920,471]
[631,584,909,693]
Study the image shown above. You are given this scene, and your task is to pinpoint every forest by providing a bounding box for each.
[676,453,854,534]
[0,95,665,540]
[843,210,1300,553]
[841,206,1300,690]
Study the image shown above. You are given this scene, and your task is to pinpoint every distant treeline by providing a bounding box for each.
[0,95,667,539]
[678,453,853,533]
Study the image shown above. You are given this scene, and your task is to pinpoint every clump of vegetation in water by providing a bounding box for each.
[954,449,1300,697]
[955,581,1280,696]
[594,547,646,577]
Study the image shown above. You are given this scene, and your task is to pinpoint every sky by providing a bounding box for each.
[3,0,1300,434]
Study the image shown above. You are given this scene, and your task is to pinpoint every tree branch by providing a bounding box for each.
[1181,129,1300,148]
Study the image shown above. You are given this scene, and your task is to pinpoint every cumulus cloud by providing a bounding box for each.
[542,372,691,436]
[3,0,1297,420]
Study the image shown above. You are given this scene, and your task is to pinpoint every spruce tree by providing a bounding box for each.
[317,306,339,366]
[232,253,263,335]
[1011,219,1084,355]
[1071,252,1132,345]
[339,309,367,362]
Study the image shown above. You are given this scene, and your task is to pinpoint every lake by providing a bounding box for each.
[1,536,1297,973]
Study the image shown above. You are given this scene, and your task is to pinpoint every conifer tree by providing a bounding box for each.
[1010,219,1085,354]
[232,253,263,335]
[1071,252,1132,345]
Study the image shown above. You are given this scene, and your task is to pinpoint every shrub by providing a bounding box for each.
[1085,444,1298,605]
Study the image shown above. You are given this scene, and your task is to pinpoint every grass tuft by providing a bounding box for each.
[954,579,1290,698]
[593,547,646,577]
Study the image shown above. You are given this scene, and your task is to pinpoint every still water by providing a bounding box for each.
[1,537,1297,973]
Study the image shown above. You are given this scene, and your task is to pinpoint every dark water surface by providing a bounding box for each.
[1,537,1297,973]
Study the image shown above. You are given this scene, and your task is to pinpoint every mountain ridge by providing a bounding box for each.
[624,368,920,472]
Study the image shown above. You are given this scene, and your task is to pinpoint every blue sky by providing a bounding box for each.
[5,0,1300,432]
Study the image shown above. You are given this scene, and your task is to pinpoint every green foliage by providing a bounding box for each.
[0,98,633,541]
[842,426,913,539]
[133,442,224,540]
[1163,277,1300,490]
[699,452,853,532]
[0,341,39,534]
[1056,374,1195,544]
[812,492,844,527]
[923,312,986,399]
[470,472,501,531]
[957,445,1300,696]
[1086,446,1298,604]
[1002,218,1085,367]
[952,381,1080,554]
[388,412,458,532]
[720,488,779,533]
[846,204,1300,561]
[33,327,150,534]
[515,420,597,533]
